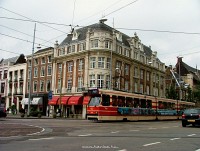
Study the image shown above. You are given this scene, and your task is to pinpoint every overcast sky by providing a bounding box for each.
[0,0,200,68]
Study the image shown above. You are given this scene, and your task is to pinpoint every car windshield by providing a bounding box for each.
[184,109,200,114]
[88,97,101,106]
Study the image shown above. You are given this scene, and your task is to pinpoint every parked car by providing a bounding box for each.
[182,108,200,127]
[0,107,7,118]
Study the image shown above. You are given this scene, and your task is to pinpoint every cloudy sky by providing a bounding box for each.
[0,0,200,68]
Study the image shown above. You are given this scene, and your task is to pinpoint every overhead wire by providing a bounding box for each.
[0,32,51,48]
[0,7,69,34]
[0,24,54,44]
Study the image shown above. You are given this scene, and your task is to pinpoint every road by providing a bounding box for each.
[0,118,200,151]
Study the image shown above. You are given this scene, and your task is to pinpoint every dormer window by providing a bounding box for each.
[116,32,122,42]
[72,30,79,40]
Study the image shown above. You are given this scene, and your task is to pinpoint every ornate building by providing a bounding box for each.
[50,20,166,118]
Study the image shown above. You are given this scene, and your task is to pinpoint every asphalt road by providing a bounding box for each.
[0,118,200,151]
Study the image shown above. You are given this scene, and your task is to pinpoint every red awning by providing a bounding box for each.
[83,96,90,105]
[61,96,71,105]
[48,96,59,105]
[67,96,83,105]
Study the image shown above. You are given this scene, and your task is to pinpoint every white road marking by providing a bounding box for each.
[188,134,196,137]
[118,149,127,151]
[111,131,119,134]
[195,149,200,151]
[78,134,92,136]
[170,138,180,141]
[162,127,169,128]
[143,142,161,146]
[148,127,157,129]
[129,130,139,132]
[29,137,54,141]
[26,125,45,136]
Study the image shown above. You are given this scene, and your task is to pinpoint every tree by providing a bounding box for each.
[166,85,178,100]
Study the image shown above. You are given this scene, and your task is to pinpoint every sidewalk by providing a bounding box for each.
[6,113,52,119]
[6,113,84,120]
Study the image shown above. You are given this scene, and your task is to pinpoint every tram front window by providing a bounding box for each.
[88,97,101,106]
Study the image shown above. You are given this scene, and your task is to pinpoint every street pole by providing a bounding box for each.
[28,23,36,116]
[177,56,183,113]
[59,64,63,117]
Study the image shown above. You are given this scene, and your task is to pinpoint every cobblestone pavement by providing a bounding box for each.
[0,123,42,137]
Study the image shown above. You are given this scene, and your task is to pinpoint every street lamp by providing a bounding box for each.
[115,67,121,90]
[177,56,183,113]
[28,23,36,116]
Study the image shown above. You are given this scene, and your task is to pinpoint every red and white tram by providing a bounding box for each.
[85,88,195,121]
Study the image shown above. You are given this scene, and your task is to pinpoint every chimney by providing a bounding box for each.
[99,18,107,24]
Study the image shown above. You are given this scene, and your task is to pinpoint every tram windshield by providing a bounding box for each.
[88,97,101,106]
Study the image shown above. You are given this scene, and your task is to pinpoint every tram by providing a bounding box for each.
[85,88,195,121]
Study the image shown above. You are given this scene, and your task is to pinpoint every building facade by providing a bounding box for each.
[49,20,166,118]
[0,54,26,112]
[25,47,53,115]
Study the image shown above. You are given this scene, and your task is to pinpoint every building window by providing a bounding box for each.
[134,81,138,92]
[125,64,129,75]
[34,81,37,92]
[140,84,143,93]
[34,67,38,77]
[105,40,112,49]
[106,58,111,69]
[68,62,73,72]
[48,55,52,63]
[134,67,138,77]
[78,43,86,51]
[89,74,96,87]
[59,48,65,55]
[72,45,75,52]
[97,74,104,88]
[125,81,129,91]
[34,59,38,65]
[58,79,61,90]
[91,39,98,48]
[67,46,71,54]
[146,72,150,81]
[78,76,83,89]
[40,81,44,92]
[28,68,31,79]
[28,60,31,66]
[98,57,105,68]
[58,63,62,74]
[40,66,45,77]
[116,61,121,70]
[90,57,96,68]
[116,45,122,54]
[146,85,150,95]
[106,75,110,89]
[140,69,144,79]
[124,49,130,57]
[78,59,83,71]
[67,78,72,90]
[41,57,45,64]
[134,52,138,60]
[46,80,51,91]
[47,65,52,76]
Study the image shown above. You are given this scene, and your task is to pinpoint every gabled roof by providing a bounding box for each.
[182,61,200,74]
[59,22,130,47]
[0,54,26,66]
[34,47,54,54]
[59,22,155,59]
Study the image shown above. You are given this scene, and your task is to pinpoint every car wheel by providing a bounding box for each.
[192,123,196,127]
[182,122,186,127]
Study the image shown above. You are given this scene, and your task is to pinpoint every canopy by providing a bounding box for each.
[48,96,59,105]
[67,96,83,105]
